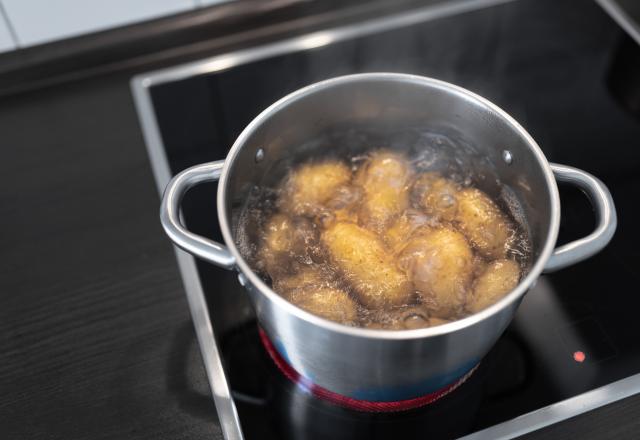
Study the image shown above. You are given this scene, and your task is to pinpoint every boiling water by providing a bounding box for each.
[238,131,531,330]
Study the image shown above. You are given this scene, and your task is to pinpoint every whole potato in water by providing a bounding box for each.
[455,188,514,259]
[272,265,331,296]
[384,209,433,253]
[356,151,412,232]
[325,184,363,211]
[322,222,413,309]
[318,184,363,227]
[288,286,359,324]
[280,161,351,217]
[398,228,474,317]
[259,214,318,277]
[411,172,460,222]
[467,259,520,313]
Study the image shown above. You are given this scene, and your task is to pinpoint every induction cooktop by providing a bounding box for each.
[132,0,640,438]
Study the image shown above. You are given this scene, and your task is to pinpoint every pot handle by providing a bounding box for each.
[160,161,236,270]
[543,163,617,273]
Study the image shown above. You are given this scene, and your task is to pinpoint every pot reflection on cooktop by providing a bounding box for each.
[143,0,640,437]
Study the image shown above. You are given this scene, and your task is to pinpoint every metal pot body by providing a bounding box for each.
[161,73,616,401]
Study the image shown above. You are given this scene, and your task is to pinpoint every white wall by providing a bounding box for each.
[1,0,201,48]
[0,6,16,53]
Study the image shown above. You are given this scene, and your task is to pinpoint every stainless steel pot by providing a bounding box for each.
[160,73,616,402]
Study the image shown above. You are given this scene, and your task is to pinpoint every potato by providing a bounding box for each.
[364,305,431,330]
[411,172,460,222]
[398,228,474,316]
[395,306,432,330]
[272,265,332,296]
[253,148,532,330]
[280,161,352,217]
[262,213,295,255]
[356,151,412,232]
[288,286,358,324]
[325,184,363,211]
[273,265,357,324]
[428,317,451,327]
[455,188,514,259]
[318,184,363,227]
[384,209,433,253]
[259,213,318,277]
[363,321,389,330]
[321,222,413,309]
[363,305,452,330]
[467,259,520,313]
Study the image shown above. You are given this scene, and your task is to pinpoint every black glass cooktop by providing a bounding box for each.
[143,0,640,437]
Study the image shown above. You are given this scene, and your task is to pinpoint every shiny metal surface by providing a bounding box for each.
[596,0,640,46]
[161,160,235,269]
[159,73,616,401]
[543,164,617,272]
[459,371,640,440]
[174,247,244,440]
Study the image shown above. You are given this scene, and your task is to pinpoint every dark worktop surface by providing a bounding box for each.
[1,0,640,438]
[0,75,222,439]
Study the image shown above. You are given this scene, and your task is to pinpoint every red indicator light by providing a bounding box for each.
[573,351,586,363]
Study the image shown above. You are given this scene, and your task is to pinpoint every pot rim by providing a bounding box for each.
[216,72,561,341]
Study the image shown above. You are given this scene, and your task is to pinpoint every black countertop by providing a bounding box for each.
[0,75,223,439]
[2,1,640,438]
